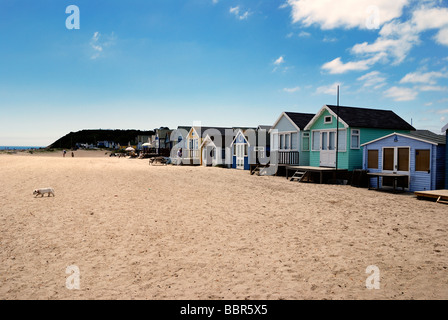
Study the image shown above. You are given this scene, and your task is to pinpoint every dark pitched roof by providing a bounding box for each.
[284,112,315,130]
[258,125,272,131]
[326,105,415,130]
[406,130,446,145]
[194,126,234,136]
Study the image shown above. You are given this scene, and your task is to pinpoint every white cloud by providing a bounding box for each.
[297,3,448,74]
[322,36,338,43]
[212,0,219,4]
[274,56,285,65]
[321,53,385,74]
[435,28,448,46]
[315,82,343,95]
[412,6,448,31]
[286,0,408,30]
[400,71,447,84]
[229,6,250,20]
[384,86,418,101]
[89,31,115,60]
[298,31,311,37]
[357,71,387,88]
[283,86,301,93]
[351,20,420,64]
[419,85,448,92]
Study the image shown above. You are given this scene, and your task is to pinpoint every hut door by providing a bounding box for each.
[236,144,245,170]
[320,131,336,167]
[382,147,410,188]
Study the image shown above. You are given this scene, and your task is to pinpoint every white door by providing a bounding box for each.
[320,131,336,167]
[236,144,245,169]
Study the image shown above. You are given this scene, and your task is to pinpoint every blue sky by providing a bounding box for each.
[0,0,447,146]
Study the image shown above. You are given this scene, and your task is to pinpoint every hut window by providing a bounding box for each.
[324,116,332,124]
[367,150,379,169]
[279,133,291,150]
[415,149,430,172]
[351,129,360,149]
[302,133,310,151]
[312,131,320,151]
[337,130,346,151]
[383,148,394,171]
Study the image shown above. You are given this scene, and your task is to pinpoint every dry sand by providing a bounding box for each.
[0,150,447,300]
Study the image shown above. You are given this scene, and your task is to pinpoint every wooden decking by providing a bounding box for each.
[414,190,448,204]
[285,166,348,184]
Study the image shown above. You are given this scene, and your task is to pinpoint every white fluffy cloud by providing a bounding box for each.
[400,71,448,84]
[89,31,115,60]
[229,6,250,20]
[384,86,418,101]
[274,56,285,65]
[357,71,387,88]
[286,0,408,30]
[293,2,448,74]
[315,82,343,95]
[283,86,301,93]
[321,53,385,74]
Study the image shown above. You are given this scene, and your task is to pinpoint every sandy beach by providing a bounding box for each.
[0,150,447,300]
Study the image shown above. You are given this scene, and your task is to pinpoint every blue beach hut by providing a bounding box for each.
[362,130,446,192]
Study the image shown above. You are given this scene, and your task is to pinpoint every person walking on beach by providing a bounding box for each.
[71,152,74,157]
[63,150,66,157]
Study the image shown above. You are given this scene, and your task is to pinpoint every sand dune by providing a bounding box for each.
[0,152,447,300]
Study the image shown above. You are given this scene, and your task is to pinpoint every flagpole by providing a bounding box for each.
[335,85,339,171]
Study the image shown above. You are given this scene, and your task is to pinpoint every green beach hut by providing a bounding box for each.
[303,105,415,171]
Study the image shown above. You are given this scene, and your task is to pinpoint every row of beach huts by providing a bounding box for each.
[138,104,447,200]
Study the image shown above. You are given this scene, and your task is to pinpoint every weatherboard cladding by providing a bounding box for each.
[363,133,445,192]
[326,105,415,131]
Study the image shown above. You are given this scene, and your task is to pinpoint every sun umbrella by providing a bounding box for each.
[125,147,135,151]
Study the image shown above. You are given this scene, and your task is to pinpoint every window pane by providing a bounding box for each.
[338,130,346,150]
[329,132,335,150]
[383,148,394,170]
[415,150,430,172]
[291,133,298,150]
[398,148,409,171]
[280,135,285,150]
[285,134,290,149]
[322,132,328,150]
[351,131,359,149]
[368,150,379,169]
[312,131,320,150]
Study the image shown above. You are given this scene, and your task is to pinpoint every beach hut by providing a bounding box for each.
[303,105,415,171]
[269,112,315,166]
[361,130,446,192]
[230,126,271,170]
[184,126,234,166]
